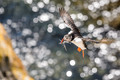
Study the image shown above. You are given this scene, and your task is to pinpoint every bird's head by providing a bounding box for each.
[61,34,72,44]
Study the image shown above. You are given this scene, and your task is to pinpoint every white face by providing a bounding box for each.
[64,34,72,42]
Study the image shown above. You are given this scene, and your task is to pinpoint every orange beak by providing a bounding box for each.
[61,38,64,44]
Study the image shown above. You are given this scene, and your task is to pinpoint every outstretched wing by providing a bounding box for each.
[59,8,79,32]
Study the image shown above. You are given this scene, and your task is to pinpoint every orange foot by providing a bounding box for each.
[77,47,81,52]
[82,50,84,58]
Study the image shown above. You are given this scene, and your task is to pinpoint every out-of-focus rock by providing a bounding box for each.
[0,23,33,80]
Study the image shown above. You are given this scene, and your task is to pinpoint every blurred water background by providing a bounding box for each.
[0,0,120,80]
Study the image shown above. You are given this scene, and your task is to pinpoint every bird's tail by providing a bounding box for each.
[81,38,115,44]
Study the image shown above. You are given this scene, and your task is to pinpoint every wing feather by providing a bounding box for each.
[59,8,78,31]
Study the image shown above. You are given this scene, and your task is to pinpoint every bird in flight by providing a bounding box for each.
[59,8,87,58]
[59,8,114,58]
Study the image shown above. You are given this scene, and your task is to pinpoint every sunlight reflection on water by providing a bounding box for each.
[0,0,120,80]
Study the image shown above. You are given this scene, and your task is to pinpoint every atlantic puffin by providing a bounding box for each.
[59,8,87,58]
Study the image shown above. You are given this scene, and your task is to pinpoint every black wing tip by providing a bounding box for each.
[59,7,66,14]
[59,7,64,11]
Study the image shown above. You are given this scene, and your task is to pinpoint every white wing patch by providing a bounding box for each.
[68,31,73,34]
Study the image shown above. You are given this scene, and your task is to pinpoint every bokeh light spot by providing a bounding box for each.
[92,67,97,73]
[26,0,33,4]
[43,0,49,4]
[32,6,39,12]
[37,2,44,8]
[95,57,101,64]
[70,60,76,66]
[66,71,72,77]
[59,23,66,29]
[39,13,50,22]
[88,24,95,32]
[0,7,4,14]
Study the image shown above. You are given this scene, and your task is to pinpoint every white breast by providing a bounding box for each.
[71,37,86,50]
